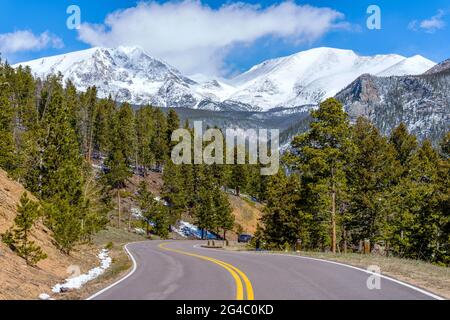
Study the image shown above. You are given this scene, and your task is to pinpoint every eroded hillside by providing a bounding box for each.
[0,170,98,300]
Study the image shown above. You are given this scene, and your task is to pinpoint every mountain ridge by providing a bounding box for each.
[14,46,435,112]
[335,64,450,144]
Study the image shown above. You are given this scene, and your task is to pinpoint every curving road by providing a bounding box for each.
[88,241,441,300]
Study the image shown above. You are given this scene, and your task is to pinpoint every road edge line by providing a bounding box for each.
[282,253,445,300]
[85,241,140,300]
[194,244,445,300]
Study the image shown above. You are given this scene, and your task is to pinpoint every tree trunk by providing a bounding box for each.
[88,123,94,163]
[128,210,131,231]
[343,228,348,254]
[331,181,336,254]
[117,189,121,228]
[386,240,390,257]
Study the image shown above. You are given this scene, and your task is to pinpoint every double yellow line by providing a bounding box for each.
[158,242,254,300]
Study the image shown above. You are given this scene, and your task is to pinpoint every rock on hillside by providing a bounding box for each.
[336,66,450,143]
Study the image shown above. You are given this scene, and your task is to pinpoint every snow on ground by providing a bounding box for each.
[38,293,53,300]
[172,221,218,240]
[131,207,143,219]
[51,249,112,293]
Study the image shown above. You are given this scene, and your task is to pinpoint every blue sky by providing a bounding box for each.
[1,0,449,76]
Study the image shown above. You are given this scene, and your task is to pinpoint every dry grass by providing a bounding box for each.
[0,169,100,300]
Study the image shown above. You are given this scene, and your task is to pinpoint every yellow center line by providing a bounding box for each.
[158,242,254,300]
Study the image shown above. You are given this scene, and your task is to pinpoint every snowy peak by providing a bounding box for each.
[376,55,435,77]
[14,46,198,106]
[16,46,186,81]
[14,46,436,111]
[227,48,435,110]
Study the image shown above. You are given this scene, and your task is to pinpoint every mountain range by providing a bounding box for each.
[14,46,448,145]
[14,46,435,111]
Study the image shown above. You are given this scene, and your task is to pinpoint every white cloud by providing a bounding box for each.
[409,10,446,33]
[0,30,63,54]
[77,1,346,75]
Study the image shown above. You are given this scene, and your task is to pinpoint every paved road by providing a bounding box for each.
[89,241,440,300]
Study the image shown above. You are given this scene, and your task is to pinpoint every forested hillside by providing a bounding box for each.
[1,59,448,267]
[258,98,449,265]
[0,60,263,256]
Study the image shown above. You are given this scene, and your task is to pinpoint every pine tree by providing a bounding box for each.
[435,135,449,264]
[135,105,156,174]
[167,108,180,150]
[228,147,249,197]
[346,117,400,252]
[104,147,131,189]
[193,165,218,238]
[79,166,108,241]
[94,97,116,156]
[1,193,47,266]
[0,61,17,173]
[389,123,418,170]
[440,132,450,159]
[395,140,445,261]
[152,108,168,170]
[287,98,353,252]
[260,170,304,249]
[77,86,98,162]
[137,181,169,238]
[117,103,137,167]
[162,160,186,223]
[0,98,16,172]
[214,186,234,240]
[28,75,85,253]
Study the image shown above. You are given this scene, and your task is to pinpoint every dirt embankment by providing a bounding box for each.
[0,169,99,300]
[228,195,264,239]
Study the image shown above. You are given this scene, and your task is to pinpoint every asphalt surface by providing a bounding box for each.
[89,241,439,300]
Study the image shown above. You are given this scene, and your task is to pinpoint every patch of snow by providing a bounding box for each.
[134,228,146,235]
[131,207,143,219]
[52,249,112,293]
[154,197,169,206]
[172,221,218,240]
[38,293,53,300]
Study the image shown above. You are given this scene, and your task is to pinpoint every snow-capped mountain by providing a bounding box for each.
[14,46,435,112]
[228,48,435,110]
[14,46,202,107]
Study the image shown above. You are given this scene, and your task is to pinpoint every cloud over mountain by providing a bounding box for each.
[77,1,347,75]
